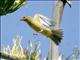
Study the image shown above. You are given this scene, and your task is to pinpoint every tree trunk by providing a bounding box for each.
[48,0,65,60]
[48,40,59,60]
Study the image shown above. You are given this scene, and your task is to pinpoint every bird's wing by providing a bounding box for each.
[36,14,55,30]
[33,14,51,30]
[53,0,64,29]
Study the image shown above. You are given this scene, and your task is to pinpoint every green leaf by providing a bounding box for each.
[0,0,27,16]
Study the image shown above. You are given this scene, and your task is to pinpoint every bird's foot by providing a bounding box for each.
[38,29,43,33]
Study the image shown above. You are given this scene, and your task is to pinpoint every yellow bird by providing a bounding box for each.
[21,14,63,45]
[21,0,71,45]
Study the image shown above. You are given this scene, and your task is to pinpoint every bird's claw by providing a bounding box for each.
[38,29,43,33]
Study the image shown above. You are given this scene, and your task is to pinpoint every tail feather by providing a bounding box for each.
[51,29,63,45]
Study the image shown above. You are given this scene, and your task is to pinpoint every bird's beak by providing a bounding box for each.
[20,16,27,21]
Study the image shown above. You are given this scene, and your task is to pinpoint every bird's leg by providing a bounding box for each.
[38,29,43,33]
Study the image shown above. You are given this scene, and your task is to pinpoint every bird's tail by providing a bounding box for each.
[50,29,63,45]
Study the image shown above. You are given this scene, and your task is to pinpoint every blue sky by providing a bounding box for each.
[1,1,80,59]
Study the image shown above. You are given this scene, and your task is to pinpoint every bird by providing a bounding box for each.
[21,0,71,45]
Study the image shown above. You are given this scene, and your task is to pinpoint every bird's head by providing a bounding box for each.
[21,16,32,24]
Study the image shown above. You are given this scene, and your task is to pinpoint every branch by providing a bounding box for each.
[0,52,20,60]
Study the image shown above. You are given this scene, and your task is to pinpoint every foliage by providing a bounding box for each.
[0,35,80,60]
[0,35,41,60]
[0,0,27,16]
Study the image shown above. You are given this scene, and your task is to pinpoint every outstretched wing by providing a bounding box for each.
[37,14,55,30]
